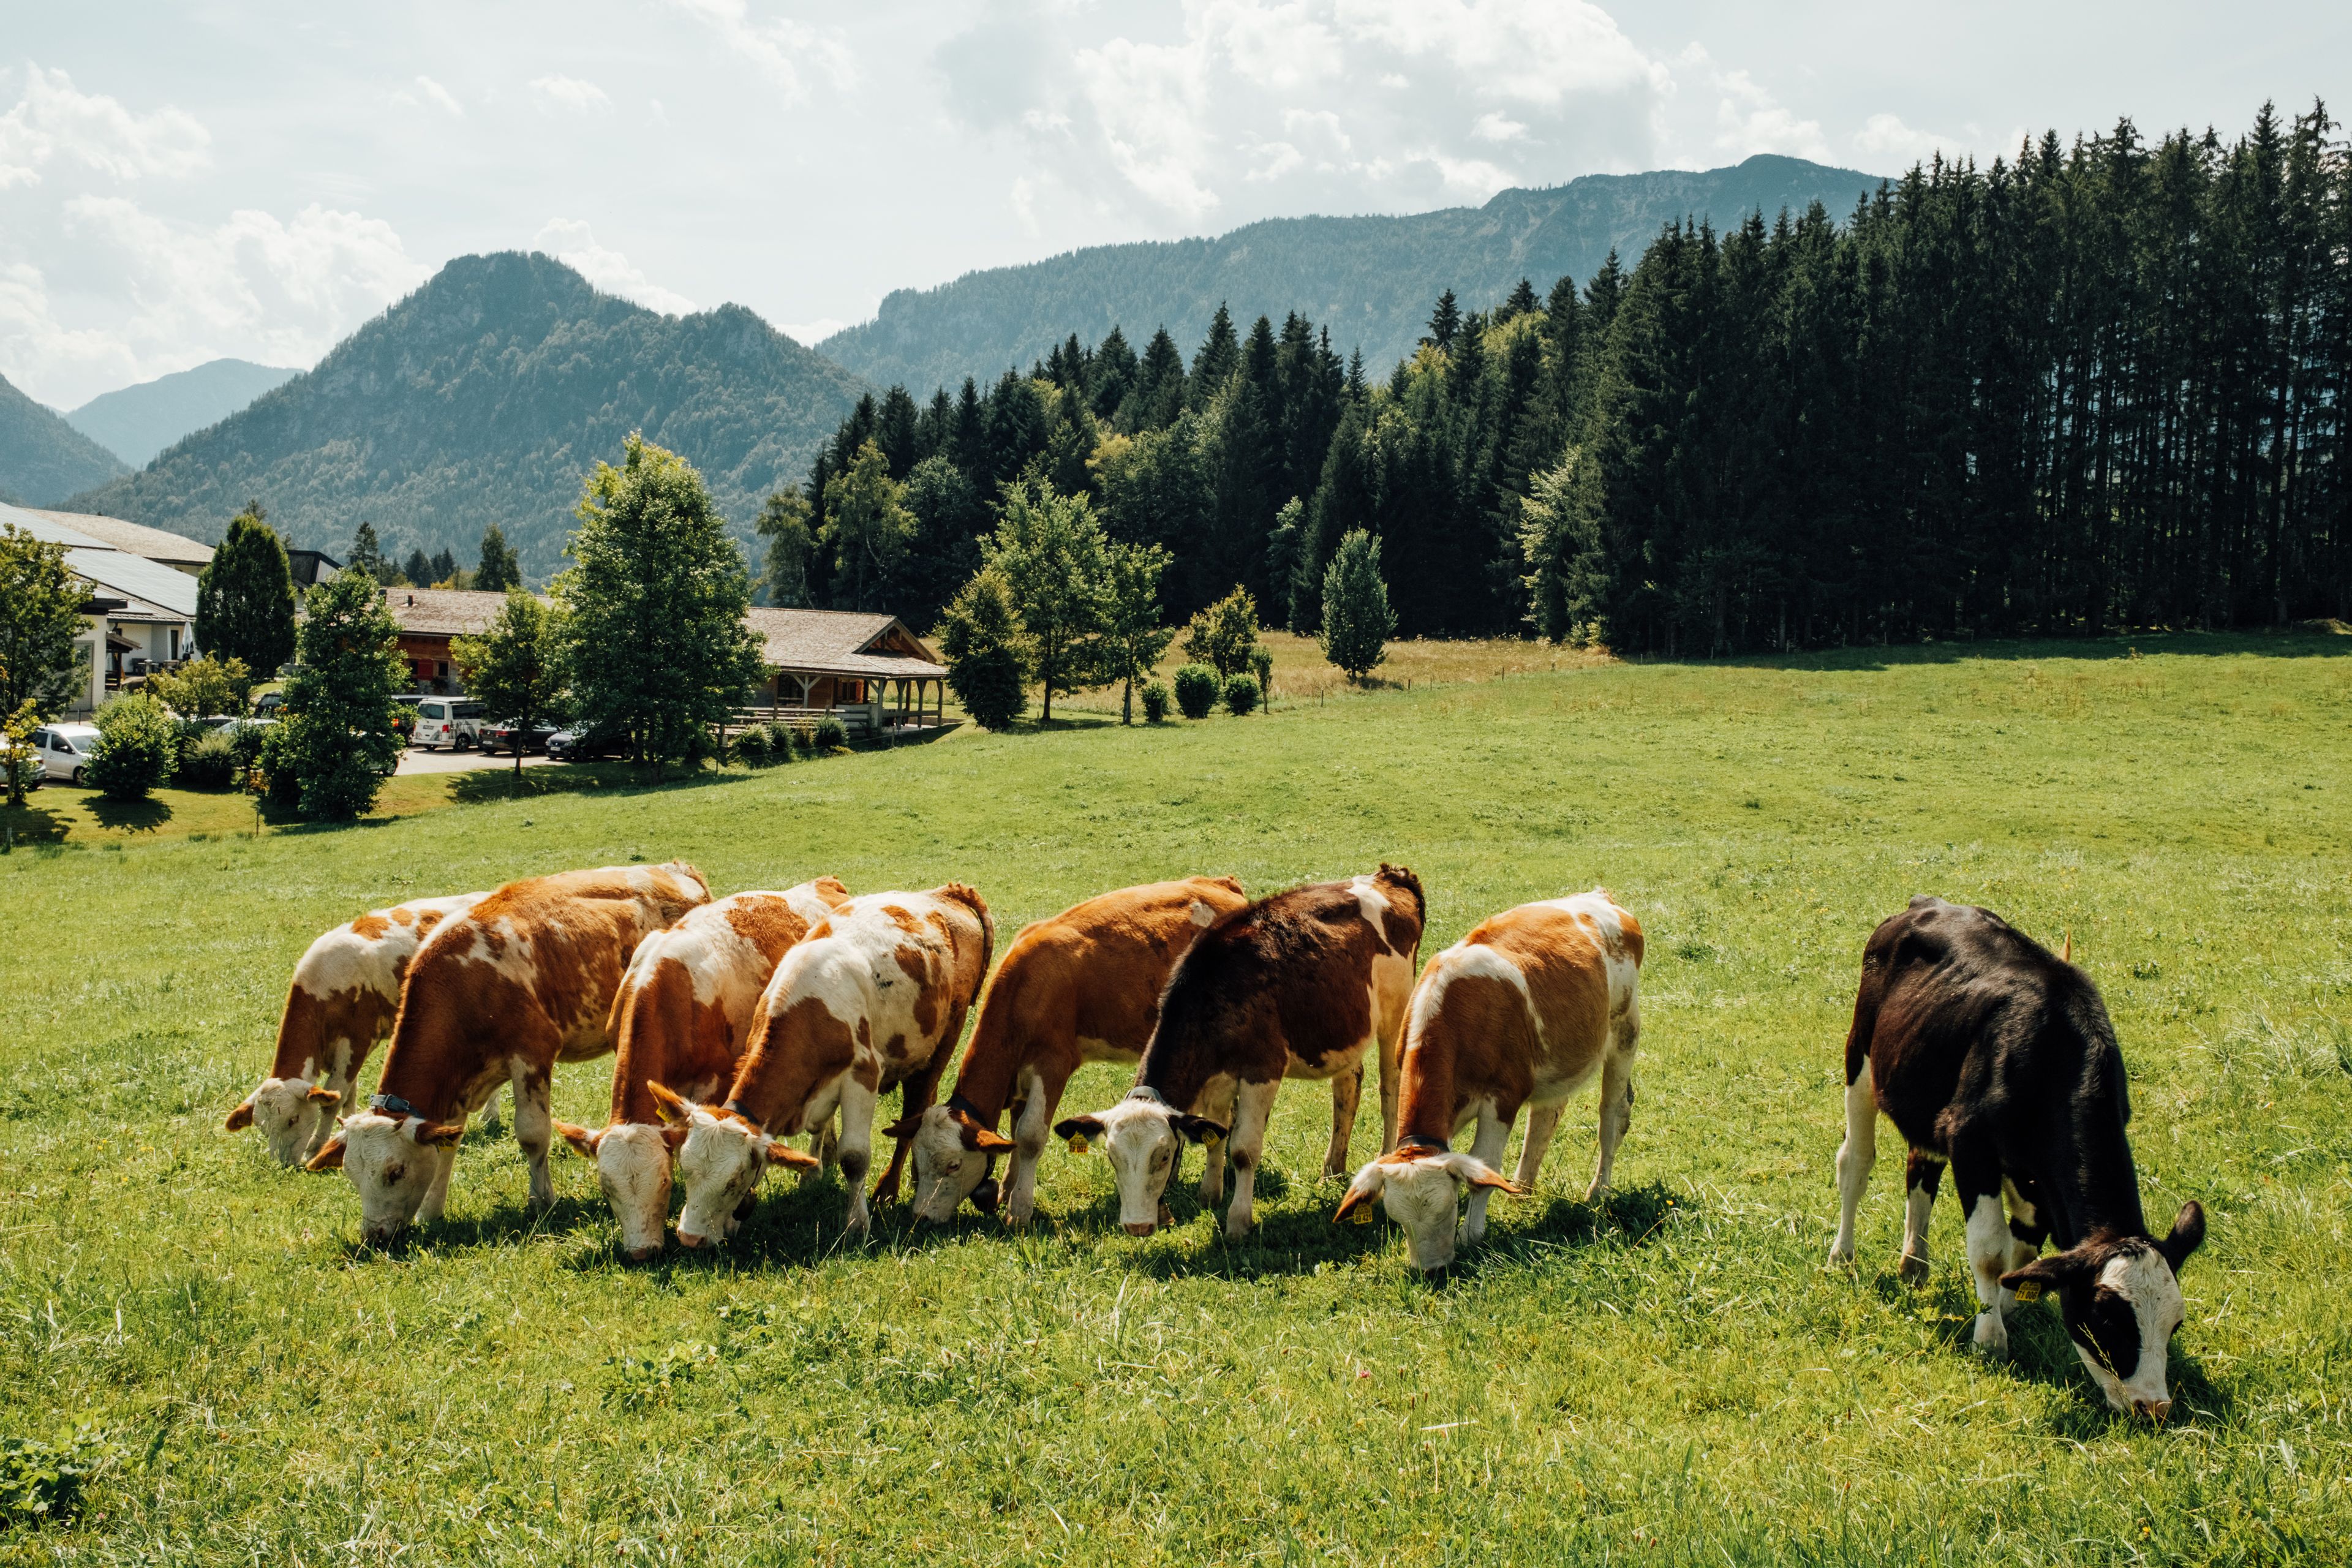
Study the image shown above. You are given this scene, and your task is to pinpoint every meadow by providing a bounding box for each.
[1,632,2348,1566]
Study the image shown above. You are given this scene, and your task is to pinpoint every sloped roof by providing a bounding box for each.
[744,607,944,679]
[65,546,200,620]
[1,503,105,548]
[381,586,532,638]
[21,508,211,567]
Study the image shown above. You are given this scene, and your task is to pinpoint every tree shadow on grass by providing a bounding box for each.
[443,761,753,807]
[1638,625,2352,675]
[0,802,70,845]
[85,794,173,832]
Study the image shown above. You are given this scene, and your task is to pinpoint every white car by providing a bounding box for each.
[410,698,486,750]
[28,723,102,784]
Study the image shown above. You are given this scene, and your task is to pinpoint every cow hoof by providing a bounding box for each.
[1826,1242,1855,1267]
[1971,1314,2009,1358]
[1897,1252,1931,1285]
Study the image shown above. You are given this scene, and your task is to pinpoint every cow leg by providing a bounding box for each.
[1461,1102,1513,1248]
[1828,1061,1876,1265]
[1220,1080,1280,1240]
[1899,1149,1943,1284]
[836,1078,880,1238]
[2002,1175,2047,1273]
[1005,1067,1063,1226]
[873,1060,944,1208]
[513,1069,556,1212]
[1954,1150,2013,1356]
[1512,1101,1566,1193]
[1588,1044,1636,1200]
[1197,1079,1237,1208]
[418,1144,460,1224]
[1377,1009,1403,1154]
[806,1111,838,1185]
[1324,1065,1364,1178]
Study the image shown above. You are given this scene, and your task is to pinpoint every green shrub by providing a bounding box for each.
[1249,646,1272,700]
[764,722,797,762]
[730,725,772,767]
[811,715,850,753]
[226,721,271,771]
[1173,664,1219,719]
[1140,680,1170,723]
[179,728,242,790]
[84,693,179,800]
[1222,673,1261,716]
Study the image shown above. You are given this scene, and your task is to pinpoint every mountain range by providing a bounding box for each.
[819,154,1886,394]
[67,358,301,468]
[0,373,129,506]
[67,252,869,578]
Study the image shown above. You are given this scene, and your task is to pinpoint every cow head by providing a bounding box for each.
[2002,1202,2205,1420]
[1055,1091,1226,1235]
[228,1077,344,1166]
[1335,1146,1523,1272]
[305,1110,465,1244]
[897,1104,1016,1223]
[655,1082,818,1249]
[555,1118,689,1261]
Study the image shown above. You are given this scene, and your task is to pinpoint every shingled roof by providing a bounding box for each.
[380,587,524,638]
[379,590,944,680]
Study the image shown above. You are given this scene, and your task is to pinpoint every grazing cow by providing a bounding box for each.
[1335,891,1643,1271]
[306,862,710,1243]
[901,875,1251,1226]
[663,884,993,1245]
[1828,896,2207,1419]
[551,878,851,1259]
[226,893,486,1164]
[1055,865,1423,1240]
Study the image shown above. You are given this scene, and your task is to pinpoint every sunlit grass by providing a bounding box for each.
[1,630,2346,1564]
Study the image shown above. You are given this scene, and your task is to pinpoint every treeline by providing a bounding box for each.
[785,104,2351,653]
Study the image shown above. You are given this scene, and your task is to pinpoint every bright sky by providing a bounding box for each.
[4,1,2344,409]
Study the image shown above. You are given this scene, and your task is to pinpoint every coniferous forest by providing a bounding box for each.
[796,106,2351,654]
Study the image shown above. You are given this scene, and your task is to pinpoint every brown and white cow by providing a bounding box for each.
[1335,891,1644,1271]
[1830,897,2206,1419]
[306,862,710,1244]
[663,884,993,1244]
[1055,865,1423,1240]
[226,892,486,1164]
[900,875,1251,1226]
[550,878,851,1260]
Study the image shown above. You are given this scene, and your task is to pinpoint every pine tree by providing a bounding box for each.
[260,570,407,820]
[1320,530,1395,681]
[1191,304,1240,397]
[429,548,457,585]
[1427,289,1461,349]
[195,505,296,680]
[475,524,522,592]
[402,549,433,589]
[345,522,390,584]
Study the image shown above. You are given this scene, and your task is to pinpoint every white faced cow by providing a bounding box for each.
[306,862,710,1244]
[1336,890,1644,1272]
[226,892,487,1164]
[902,875,1250,1227]
[1829,896,2207,1420]
[1056,865,1423,1240]
[664,884,993,1245]
[551,878,851,1260]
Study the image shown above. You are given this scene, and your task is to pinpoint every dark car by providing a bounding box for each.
[481,718,559,756]
[545,725,630,761]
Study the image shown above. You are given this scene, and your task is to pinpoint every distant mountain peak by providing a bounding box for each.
[1,371,129,505]
[66,358,302,469]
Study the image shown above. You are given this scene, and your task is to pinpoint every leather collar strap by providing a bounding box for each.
[369,1093,422,1119]
[1394,1136,1449,1156]
[947,1092,989,1121]
[1123,1084,1172,1108]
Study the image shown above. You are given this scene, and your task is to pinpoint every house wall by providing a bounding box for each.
[396,634,459,692]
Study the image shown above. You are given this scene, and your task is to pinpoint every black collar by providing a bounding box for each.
[369,1093,422,1119]
[947,1091,988,1122]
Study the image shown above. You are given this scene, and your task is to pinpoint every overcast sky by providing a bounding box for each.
[4,0,2344,409]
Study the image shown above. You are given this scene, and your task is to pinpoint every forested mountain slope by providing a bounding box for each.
[69,254,869,578]
[67,358,301,467]
[820,156,1883,392]
[0,372,130,505]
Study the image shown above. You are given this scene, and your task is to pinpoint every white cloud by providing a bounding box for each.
[1855,112,1960,168]
[415,76,464,117]
[777,315,846,345]
[0,64,209,189]
[667,0,853,99]
[1471,111,1527,142]
[529,217,697,315]
[529,75,611,115]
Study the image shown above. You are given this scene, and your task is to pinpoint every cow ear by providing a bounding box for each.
[880,1114,923,1141]
[552,1120,600,1158]
[1175,1115,1228,1145]
[306,1086,342,1106]
[964,1119,1017,1153]
[766,1140,821,1170]
[2000,1246,2095,1295]
[1053,1115,1105,1145]
[2160,1200,2206,1272]
[1333,1163,1385,1223]
[646,1082,695,1125]
[415,1121,466,1148]
[224,1101,255,1132]
[1442,1153,1525,1195]
[304,1135,346,1172]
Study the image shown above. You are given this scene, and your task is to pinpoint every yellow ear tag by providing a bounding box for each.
[1351,1204,1375,1225]
[1067,1135,1090,1155]
[1205,1133,1224,1150]
[2012,1280,2043,1303]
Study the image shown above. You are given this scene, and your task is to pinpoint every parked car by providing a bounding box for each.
[28,723,103,785]
[481,718,559,756]
[251,691,286,717]
[546,724,631,761]
[410,698,486,751]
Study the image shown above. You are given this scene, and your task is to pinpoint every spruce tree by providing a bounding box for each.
[1427,289,1461,349]
[1320,529,1395,682]
[475,523,522,592]
[345,522,390,583]
[402,549,433,589]
[195,505,296,679]
[1191,305,1240,396]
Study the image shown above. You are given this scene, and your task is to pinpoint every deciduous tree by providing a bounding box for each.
[1320,529,1395,682]
[262,570,408,820]
[982,478,1109,723]
[453,590,571,786]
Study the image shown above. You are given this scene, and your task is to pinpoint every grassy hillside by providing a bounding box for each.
[1,635,2346,1565]
[821,155,1885,393]
[67,254,870,580]
[0,371,129,504]
[65,358,300,469]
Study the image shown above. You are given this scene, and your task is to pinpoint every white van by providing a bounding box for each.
[410,699,486,751]
[29,723,102,784]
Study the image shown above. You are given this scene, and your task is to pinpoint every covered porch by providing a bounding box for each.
[736,608,955,744]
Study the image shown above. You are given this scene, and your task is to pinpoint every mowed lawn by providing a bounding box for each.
[1,635,2348,1567]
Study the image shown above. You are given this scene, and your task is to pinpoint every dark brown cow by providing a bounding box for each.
[1056,865,1423,1238]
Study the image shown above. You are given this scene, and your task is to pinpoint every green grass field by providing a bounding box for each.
[2,634,2348,1566]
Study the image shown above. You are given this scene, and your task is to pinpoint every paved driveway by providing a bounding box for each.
[396,745,556,776]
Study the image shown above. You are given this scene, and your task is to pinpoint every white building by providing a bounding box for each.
[1,502,209,717]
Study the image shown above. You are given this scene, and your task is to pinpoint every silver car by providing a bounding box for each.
[28,723,102,785]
